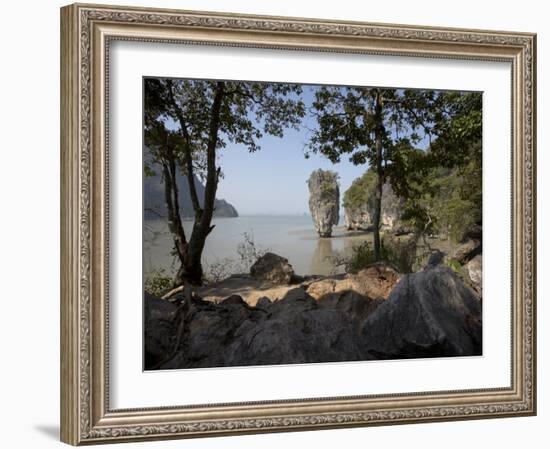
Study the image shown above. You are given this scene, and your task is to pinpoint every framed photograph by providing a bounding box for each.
[60,3,537,445]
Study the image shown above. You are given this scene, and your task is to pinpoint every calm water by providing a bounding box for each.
[143,215,373,278]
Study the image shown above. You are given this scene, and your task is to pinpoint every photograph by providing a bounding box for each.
[57,2,536,444]
[143,77,483,370]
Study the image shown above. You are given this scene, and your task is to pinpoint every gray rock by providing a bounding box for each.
[144,292,178,369]
[250,252,295,285]
[343,177,404,233]
[255,296,273,309]
[377,183,403,231]
[467,254,482,294]
[461,223,482,241]
[426,250,445,267]
[453,238,481,264]
[361,266,482,359]
[307,169,340,237]
[221,294,247,306]
[146,266,483,370]
[344,204,371,231]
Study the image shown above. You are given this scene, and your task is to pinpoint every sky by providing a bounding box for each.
[160,84,433,216]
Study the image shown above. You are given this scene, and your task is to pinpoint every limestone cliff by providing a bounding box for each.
[343,171,403,232]
[307,169,340,237]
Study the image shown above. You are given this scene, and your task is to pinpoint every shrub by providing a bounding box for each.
[203,232,270,284]
[144,268,174,297]
[204,257,238,284]
[346,236,420,274]
[236,231,269,271]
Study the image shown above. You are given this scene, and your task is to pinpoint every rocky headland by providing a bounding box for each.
[343,171,404,233]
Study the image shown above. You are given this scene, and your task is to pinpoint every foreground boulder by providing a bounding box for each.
[452,238,481,264]
[361,266,482,359]
[308,169,340,237]
[144,292,178,369]
[250,252,295,285]
[195,263,400,306]
[158,288,378,369]
[145,265,482,370]
[306,263,400,301]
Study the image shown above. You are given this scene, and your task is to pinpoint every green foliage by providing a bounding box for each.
[446,258,462,273]
[144,78,306,176]
[203,258,238,284]
[144,78,306,284]
[345,236,419,274]
[306,87,446,167]
[343,171,376,210]
[320,181,337,196]
[399,142,482,242]
[386,92,482,242]
[144,268,174,297]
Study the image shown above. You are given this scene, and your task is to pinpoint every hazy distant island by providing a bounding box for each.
[143,78,482,370]
[144,157,238,220]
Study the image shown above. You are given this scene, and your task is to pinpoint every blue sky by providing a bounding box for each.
[215,86,364,215]
[216,121,366,216]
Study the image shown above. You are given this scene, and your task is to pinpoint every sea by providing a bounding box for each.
[143,215,373,278]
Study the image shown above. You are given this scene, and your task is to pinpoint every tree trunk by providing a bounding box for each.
[160,156,188,286]
[372,91,385,260]
[174,81,226,286]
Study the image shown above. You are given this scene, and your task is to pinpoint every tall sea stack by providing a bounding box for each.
[307,169,340,238]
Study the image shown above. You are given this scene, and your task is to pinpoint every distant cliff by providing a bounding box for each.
[144,163,238,220]
[343,170,402,232]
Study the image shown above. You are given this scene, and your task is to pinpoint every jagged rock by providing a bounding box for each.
[307,169,340,237]
[351,263,402,300]
[306,263,400,301]
[361,266,482,359]
[157,287,375,369]
[300,264,400,302]
[467,255,482,294]
[378,183,403,231]
[452,238,481,264]
[221,294,248,306]
[195,264,399,306]
[344,205,371,231]
[146,264,483,370]
[427,250,445,267]
[196,274,302,306]
[255,296,273,309]
[343,171,404,232]
[144,292,178,369]
[461,222,482,241]
[250,252,295,285]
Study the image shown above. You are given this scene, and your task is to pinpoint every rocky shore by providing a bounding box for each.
[145,244,482,370]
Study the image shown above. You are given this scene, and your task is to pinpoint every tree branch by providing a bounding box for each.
[166,79,203,217]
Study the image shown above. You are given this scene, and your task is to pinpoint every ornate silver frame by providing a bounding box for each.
[60,3,536,445]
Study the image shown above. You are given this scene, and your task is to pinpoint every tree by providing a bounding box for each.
[144,78,304,285]
[397,92,483,241]
[307,87,444,259]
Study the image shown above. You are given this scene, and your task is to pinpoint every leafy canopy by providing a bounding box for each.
[144,78,305,178]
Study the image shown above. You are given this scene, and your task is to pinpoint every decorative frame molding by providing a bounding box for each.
[60,3,536,445]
